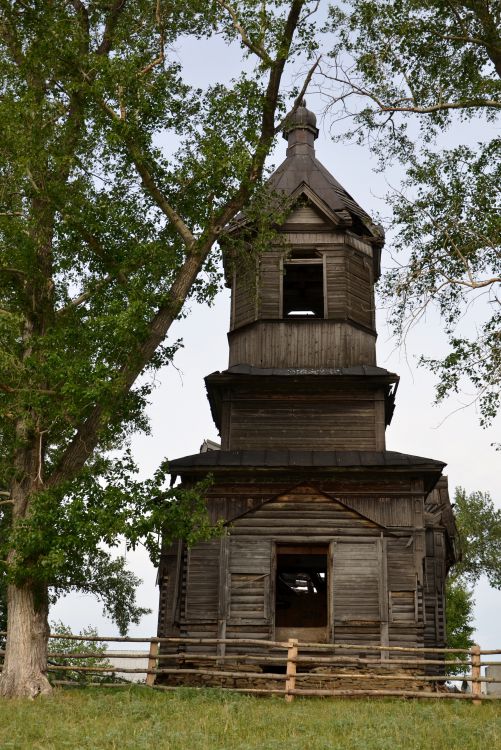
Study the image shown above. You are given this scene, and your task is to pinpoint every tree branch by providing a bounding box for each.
[57,274,115,316]
[47,1,307,487]
[100,101,196,249]
[138,0,165,77]
[275,55,322,135]
[216,0,272,64]
[96,0,127,56]
[322,67,501,114]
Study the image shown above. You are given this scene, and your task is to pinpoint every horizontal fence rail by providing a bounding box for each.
[1,633,500,702]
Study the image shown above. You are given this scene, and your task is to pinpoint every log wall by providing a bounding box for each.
[158,483,443,661]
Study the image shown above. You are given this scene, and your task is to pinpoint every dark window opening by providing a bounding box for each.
[275,547,328,628]
[283,262,324,318]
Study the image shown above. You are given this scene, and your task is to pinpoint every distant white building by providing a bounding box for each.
[107,650,149,683]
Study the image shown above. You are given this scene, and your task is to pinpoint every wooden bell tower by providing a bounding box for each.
[157,103,458,670]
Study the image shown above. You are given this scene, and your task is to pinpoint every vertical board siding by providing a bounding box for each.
[340,497,416,527]
[325,250,347,319]
[185,540,220,621]
[228,321,376,368]
[387,538,418,590]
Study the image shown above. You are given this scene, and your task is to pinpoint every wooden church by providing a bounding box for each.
[156,103,458,672]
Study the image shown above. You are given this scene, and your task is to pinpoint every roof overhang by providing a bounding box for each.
[205,365,399,432]
[169,449,445,495]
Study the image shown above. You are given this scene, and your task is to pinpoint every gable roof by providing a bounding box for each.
[227,481,388,530]
[267,156,384,244]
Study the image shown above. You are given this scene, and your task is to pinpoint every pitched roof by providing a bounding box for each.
[169,450,445,494]
[170,449,445,471]
[267,155,383,242]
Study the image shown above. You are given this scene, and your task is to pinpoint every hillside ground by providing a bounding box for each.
[0,687,500,750]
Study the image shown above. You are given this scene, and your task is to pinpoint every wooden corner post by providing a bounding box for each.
[146,638,159,687]
[285,638,298,703]
[471,644,482,705]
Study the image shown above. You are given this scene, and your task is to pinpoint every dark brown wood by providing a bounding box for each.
[156,101,459,683]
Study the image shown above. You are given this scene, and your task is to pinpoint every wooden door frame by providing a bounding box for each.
[271,540,331,640]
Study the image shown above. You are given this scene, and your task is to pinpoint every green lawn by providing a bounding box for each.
[0,687,500,750]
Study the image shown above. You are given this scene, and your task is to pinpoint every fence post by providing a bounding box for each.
[285,638,298,703]
[471,644,482,705]
[146,639,159,687]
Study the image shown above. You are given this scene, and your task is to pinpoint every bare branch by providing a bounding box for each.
[322,66,501,114]
[275,55,322,135]
[57,274,114,316]
[138,0,165,77]
[216,0,272,64]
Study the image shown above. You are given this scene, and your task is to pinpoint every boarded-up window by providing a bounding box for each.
[228,538,271,623]
[332,539,381,622]
[389,591,417,622]
[185,540,220,621]
[229,573,269,621]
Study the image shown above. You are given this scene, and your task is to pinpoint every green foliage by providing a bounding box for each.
[382,141,501,425]
[323,0,500,422]
[0,1,319,635]
[452,486,501,588]
[47,621,116,685]
[445,578,475,673]
[445,486,501,655]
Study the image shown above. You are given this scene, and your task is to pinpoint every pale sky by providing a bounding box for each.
[52,14,500,651]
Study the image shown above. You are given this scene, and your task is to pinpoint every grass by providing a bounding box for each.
[0,687,500,750]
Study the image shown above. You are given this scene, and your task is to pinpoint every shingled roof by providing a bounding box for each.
[227,101,384,246]
[169,449,446,493]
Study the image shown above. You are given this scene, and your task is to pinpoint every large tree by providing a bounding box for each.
[0,0,319,697]
[322,0,500,424]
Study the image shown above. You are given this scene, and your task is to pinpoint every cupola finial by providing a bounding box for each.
[282,100,319,155]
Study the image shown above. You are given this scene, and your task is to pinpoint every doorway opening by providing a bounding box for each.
[275,544,328,629]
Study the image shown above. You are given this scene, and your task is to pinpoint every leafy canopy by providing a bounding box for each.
[0,0,319,630]
[322,0,500,423]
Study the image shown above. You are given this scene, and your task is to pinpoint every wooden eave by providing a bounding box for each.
[168,449,445,495]
[205,366,400,432]
[220,160,384,284]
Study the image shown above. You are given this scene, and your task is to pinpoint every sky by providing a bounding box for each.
[52,9,500,651]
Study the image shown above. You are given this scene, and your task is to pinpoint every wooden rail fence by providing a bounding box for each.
[1,633,500,702]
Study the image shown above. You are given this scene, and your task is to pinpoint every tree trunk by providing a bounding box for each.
[0,582,51,698]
